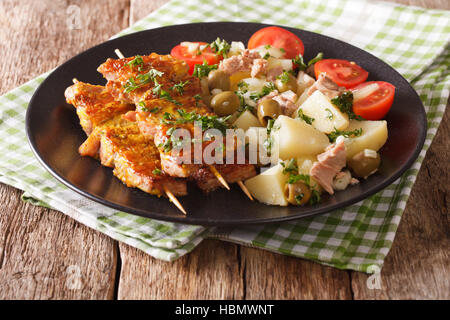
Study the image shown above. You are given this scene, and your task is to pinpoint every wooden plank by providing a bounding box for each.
[0,0,131,299]
[117,240,244,299]
[129,0,169,24]
[242,246,352,299]
[389,0,449,9]
[0,185,118,299]
[350,102,450,300]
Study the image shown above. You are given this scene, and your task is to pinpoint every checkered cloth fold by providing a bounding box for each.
[0,0,448,272]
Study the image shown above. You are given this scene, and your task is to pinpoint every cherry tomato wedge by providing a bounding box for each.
[314,59,369,89]
[170,42,221,75]
[352,81,395,120]
[247,26,304,59]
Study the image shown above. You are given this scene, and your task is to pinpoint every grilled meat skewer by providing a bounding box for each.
[97,53,256,192]
[65,81,188,198]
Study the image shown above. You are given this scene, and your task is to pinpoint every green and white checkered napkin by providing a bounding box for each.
[0,0,448,272]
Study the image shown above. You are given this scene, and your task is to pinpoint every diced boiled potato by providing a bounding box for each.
[230,71,251,90]
[298,90,349,134]
[297,155,322,192]
[272,115,329,159]
[233,110,261,131]
[244,163,288,206]
[241,77,267,93]
[345,120,388,159]
[229,41,245,56]
[251,46,285,59]
[267,57,293,71]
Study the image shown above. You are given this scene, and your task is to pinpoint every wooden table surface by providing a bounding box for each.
[0,0,448,300]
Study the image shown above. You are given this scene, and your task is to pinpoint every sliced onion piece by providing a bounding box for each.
[180,41,200,55]
[352,83,379,102]
[229,41,245,56]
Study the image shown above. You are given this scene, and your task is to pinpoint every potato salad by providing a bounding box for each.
[171,26,395,207]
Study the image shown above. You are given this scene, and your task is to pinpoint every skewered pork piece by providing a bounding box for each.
[97,53,256,191]
[65,81,187,197]
[65,81,134,135]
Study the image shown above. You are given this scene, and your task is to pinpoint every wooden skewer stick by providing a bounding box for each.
[115,48,125,59]
[163,186,187,215]
[237,181,253,201]
[114,49,252,199]
[208,165,230,190]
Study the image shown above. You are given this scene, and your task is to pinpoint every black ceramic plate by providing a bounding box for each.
[26,22,426,226]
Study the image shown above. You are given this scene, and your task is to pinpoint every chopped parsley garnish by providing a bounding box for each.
[126,55,144,71]
[264,44,272,49]
[170,80,190,95]
[193,94,202,106]
[123,68,164,93]
[137,101,148,112]
[152,168,162,175]
[193,61,218,78]
[210,38,231,58]
[166,127,175,136]
[149,107,160,113]
[281,158,298,175]
[325,108,334,120]
[287,173,311,185]
[162,112,173,121]
[327,127,363,142]
[157,139,172,153]
[297,108,315,125]
[152,80,182,106]
[263,118,280,155]
[170,109,231,134]
[123,77,139,93]
[307,52,323,66]
[331,91,364,120]
[234,82,255,115]
[310,189,321,205]
[157,126,190,153]
[250,82,276,101]
[151,81,162,96]
[277,71,291,84]
[279,48,286,53]
[292,52,323,75]
[262,52,271,60]
[295,194,304,204]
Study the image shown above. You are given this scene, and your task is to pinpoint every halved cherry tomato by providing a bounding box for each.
[170,42,221,75]
[315,59,368,89]
[247,26,304,59]
[352,81,395,120]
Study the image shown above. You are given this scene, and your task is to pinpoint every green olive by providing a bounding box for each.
[210,91,240,116]
[257,99,281,126]
[347,149,381,178]
[284,181,312,206]
[208,70,230,91]
[275,73,298,93]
